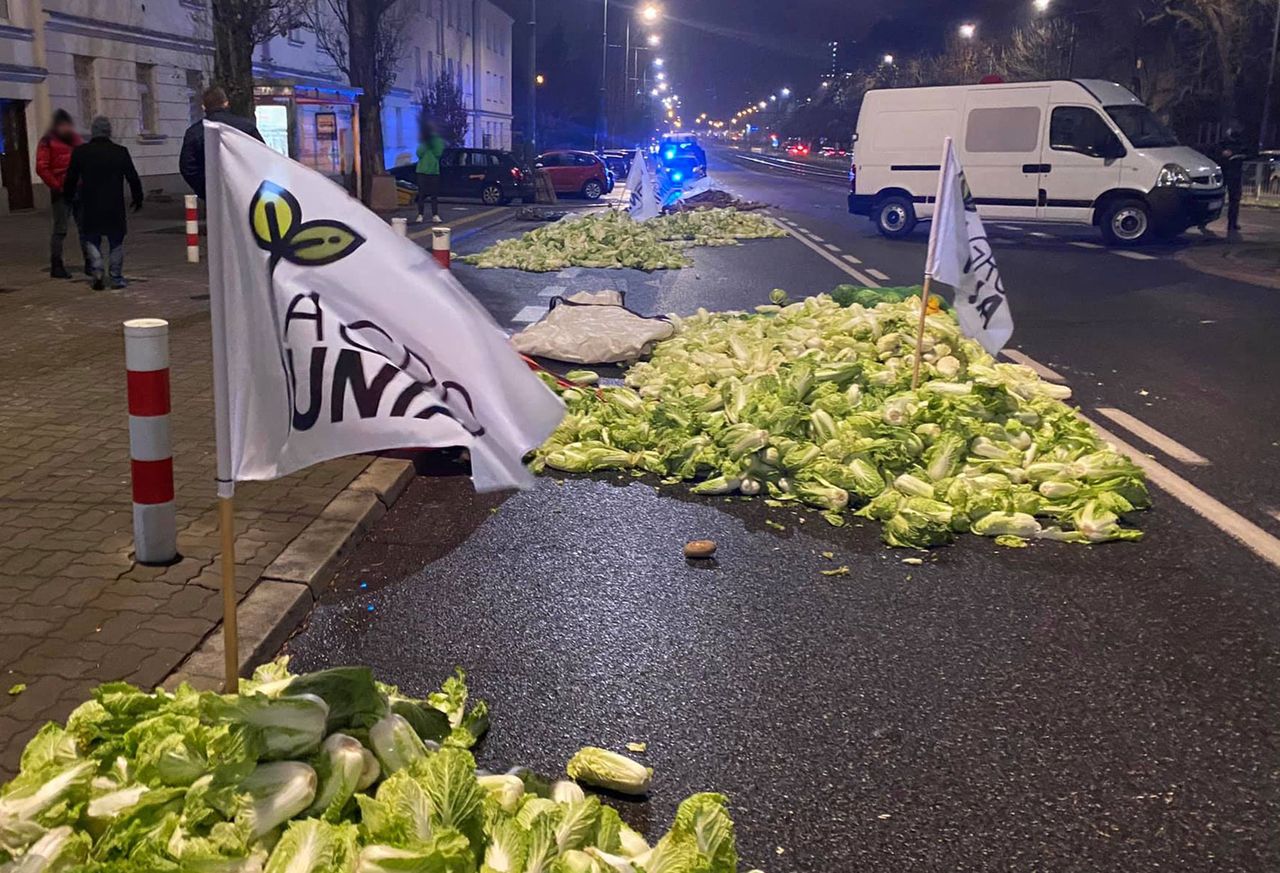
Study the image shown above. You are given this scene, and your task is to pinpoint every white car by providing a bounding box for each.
[848,79,1224,246]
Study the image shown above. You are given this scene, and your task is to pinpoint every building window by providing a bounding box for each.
[74,56,97,123]
[0,0,10,20]
[186,69,203,124]
[288,26,305,45]
[136,63,157,135]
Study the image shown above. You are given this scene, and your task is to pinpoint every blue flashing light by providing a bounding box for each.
[664,148,677,160]
[671,171,684,182]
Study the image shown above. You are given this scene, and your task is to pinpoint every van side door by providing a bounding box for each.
[1039,105,1125,223]
[959,87,1048,221]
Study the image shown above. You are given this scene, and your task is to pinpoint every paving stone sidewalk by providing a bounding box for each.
[0,202,375,777]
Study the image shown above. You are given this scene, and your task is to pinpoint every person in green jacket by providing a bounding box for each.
[415,121,446,224]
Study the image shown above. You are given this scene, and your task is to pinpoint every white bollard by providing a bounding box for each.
[391,217,408,238]
[184,195,200,263]
[431,226,451,269]
[124,318,177,565]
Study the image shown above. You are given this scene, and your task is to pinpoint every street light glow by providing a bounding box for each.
[647,34,661,46]
[655,71,665,81]
[882,54,894,65]
[1033,0,1051,10]
[640,4,660,23]
[959,22,977,38]
[654,57,665,67]
[758,100,767,108]
[651,88,660,97]
[780,88,791,97]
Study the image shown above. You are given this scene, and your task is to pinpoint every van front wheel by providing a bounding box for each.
[875,195,917,239]
[1100,198,1152,247]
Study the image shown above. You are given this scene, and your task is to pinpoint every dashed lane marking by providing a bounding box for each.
[1084,414,1280,570]
[1114,250,1157,261]
[823,243,841,252]
[511,305,545,324]
[537,284,567,298]
[996,224,1022,231]
[842,254,863,264]
[808,234,826,242]
[1095,407,1212,467]
[772,217,881,288]
[795,226,811,234]
[556,267,583,278]
[1071,241,1104,250]
[1001,348,1066,383]
[1007,347,1280,571]
[866,268,891,282]
[1028,231,1054,239]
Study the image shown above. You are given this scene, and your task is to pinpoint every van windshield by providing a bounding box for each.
[1104,105,1179,148]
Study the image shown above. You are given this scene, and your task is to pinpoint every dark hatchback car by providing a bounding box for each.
[390,148,534,205]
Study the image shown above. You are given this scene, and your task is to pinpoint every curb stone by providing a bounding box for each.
[163,457,414,690]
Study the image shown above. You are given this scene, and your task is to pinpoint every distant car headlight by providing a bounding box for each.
[1156,163,1193,188]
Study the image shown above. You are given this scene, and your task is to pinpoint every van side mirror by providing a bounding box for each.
[1097,138,1126,160]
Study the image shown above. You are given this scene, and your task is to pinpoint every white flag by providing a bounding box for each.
[627,150,660,221]
[204,122,563,496]
[924,137,1013,355]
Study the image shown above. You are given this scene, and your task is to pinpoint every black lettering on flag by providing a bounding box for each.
[284,292,324,342]
[975,293,1004,329]
[330,348,399,423]
[286,346,327,431]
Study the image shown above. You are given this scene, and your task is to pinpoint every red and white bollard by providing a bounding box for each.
[185,195,200,263]
[430,226,451,270]
[391,217,408,238]
[124,318,177,565]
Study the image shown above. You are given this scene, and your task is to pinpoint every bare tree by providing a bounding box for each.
[419,73,470,147]
[306,0,410,201]
[1151,0,1265,121]
[208,0,306,116]
[1003,19,1077,81]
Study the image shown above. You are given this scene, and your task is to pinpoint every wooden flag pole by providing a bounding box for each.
[910,277,932,391]
[218,496,239,693]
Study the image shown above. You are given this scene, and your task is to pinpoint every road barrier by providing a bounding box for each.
[431,226,451,269]
[185,195,199,263]
[391,217,408,238]
[124,319,177,565]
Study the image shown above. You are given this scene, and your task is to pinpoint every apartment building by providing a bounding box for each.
[0,0,514,214]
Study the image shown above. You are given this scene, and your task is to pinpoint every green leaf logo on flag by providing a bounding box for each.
[249,181,365,269]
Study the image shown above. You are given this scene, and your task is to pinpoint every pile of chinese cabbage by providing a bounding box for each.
[0,661,742,873]
[460,209,783,272]
[532,293,1148,549]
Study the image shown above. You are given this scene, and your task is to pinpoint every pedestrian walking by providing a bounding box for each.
[179,86,263,199]
[1216,122,1252,237]
[34,109,89,279]
[414,121,446,224]
[61,117,143,291]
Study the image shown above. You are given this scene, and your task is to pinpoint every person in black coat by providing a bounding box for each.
[1215,122,1252,236]
[62,116,143,290]
[180,86,263,198]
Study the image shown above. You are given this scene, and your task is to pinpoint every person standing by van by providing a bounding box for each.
[35,109,88,279]
[415,121,446,224]
[1216,122,1251,236]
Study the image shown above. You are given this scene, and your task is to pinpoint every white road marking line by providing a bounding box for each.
[823,243,841,252]
[1084,415,1280,569]
[996,224,1022,231]
[1000,348,1066,383]
[1094,408,1212,467]
[1006,346,1280,570]
[808,234,826,242]
[866,268,891,281]
[780,217,797,225]
[1028,231,1053,239]
[1071,241,1104,250]
[1270,509,1280,524]
[795,226,811,234]
[556,267,583,278]
[842,254,863,264]
[770,217,881,288]
[537,284,567,298]
[511,305,545,324]
[1114,250,1156,261]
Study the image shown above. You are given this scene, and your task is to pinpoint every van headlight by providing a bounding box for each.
[1156,163,1193,188]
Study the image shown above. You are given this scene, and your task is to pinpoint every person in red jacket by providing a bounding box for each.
[35,109,88,279]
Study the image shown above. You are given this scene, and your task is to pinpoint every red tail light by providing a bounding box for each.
[511,167,524,181]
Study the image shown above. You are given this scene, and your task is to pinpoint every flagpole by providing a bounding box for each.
[205,120,241,693]
[912,136,953,391]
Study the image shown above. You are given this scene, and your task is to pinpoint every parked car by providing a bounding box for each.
[849,79,1224,245]
[390,147,533,205]
[535,150,610,199]
[598,150,634,179]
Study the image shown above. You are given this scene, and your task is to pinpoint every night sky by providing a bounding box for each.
[493,0,1034,119]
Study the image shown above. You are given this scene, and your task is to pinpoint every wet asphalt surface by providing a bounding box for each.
[285,153,1280,872]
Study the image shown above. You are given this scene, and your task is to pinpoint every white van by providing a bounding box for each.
[848,79,1224,246]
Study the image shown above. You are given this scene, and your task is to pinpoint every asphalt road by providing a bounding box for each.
[284,150,1280,872]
